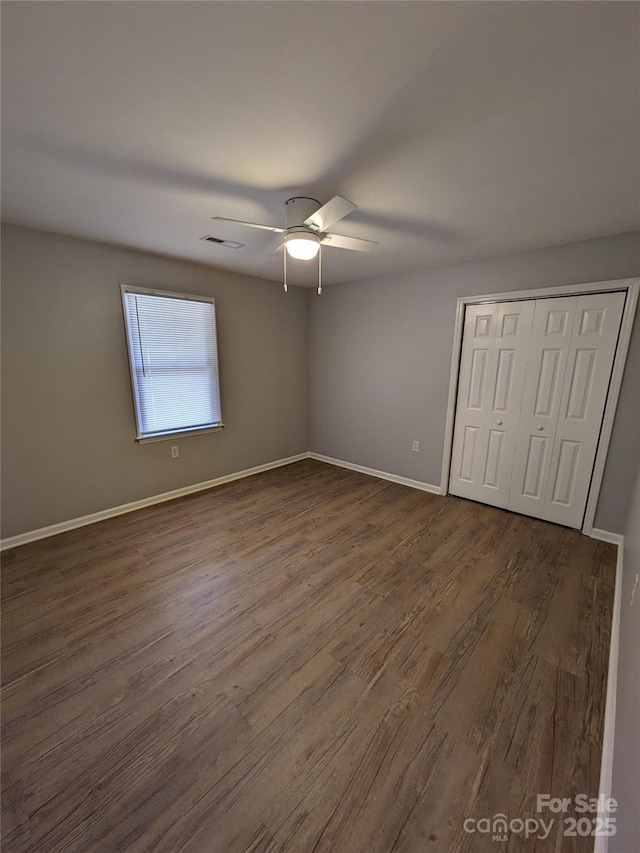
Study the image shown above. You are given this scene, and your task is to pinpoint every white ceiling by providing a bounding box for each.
[2,1,638,287]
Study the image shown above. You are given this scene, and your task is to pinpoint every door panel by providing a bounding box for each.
[474,313,493,338]
[545,308,570,335]
[492,349,515,412]
[565,349,596,419]
[449,301,534,507]
[450,305,497,497]
[533,349,562,416]
[508,297,577,520]
[550,440,580,506]
[522,434,548,499]
[501,312,521,337]
[483,429,504,487]
[467,348,489,409]
[542,291,625,527]
[459,425,479,482]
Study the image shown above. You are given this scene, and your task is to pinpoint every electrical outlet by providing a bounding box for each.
[170,446,179,459]
[412,440,420,452]
[631,573,639,605]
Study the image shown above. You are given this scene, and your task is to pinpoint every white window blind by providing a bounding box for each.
[122,287,222,440]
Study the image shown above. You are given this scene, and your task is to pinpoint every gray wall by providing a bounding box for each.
[3,225,638,540]
[611,462,640,853]
[1,224,309,539]
[309,231,640,534]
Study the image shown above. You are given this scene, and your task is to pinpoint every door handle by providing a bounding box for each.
[537,425,544,431]
[496,420,503,425]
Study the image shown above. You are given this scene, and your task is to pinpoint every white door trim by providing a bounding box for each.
[440,277,639,536]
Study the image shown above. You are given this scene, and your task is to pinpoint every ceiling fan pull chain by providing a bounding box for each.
[283,244,288,292]
[318,243,322,295]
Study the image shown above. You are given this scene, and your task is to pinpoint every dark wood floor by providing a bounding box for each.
[1,459,616,852]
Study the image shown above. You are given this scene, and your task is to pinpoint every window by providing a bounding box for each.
[121,286,223,442]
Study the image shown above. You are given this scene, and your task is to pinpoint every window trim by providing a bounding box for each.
[120,284,224,442]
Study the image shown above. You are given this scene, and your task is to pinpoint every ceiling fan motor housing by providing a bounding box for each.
[284,197,320,229]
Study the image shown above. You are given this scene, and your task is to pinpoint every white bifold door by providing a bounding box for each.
[449,291,625,529]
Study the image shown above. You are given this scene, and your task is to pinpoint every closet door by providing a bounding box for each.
[509,292,625,528]
[540,291,625,527]
[508,297,577,520]
[449,300,534,508]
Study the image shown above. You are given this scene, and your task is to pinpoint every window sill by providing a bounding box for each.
[136,425,225,444]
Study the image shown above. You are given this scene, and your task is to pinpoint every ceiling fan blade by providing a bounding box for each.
[304,196,356,232]
[211,216,285,234]
[321,233,378,252]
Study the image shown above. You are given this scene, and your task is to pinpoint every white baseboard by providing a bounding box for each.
[0,452,311,552]
[591,528,625,546]
[594,534,624,853]
[2,451,441,551]
[309,452,442,495]
[4,450,614,553]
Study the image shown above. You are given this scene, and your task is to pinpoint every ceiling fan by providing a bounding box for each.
[211,196,377,293]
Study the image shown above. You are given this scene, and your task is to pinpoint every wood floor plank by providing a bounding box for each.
[270,696,446,853]
[1,459,616,852]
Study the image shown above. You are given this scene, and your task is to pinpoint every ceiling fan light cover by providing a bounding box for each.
[285,232,320,260]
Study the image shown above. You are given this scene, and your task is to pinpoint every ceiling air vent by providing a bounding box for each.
[200,235,245,249]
